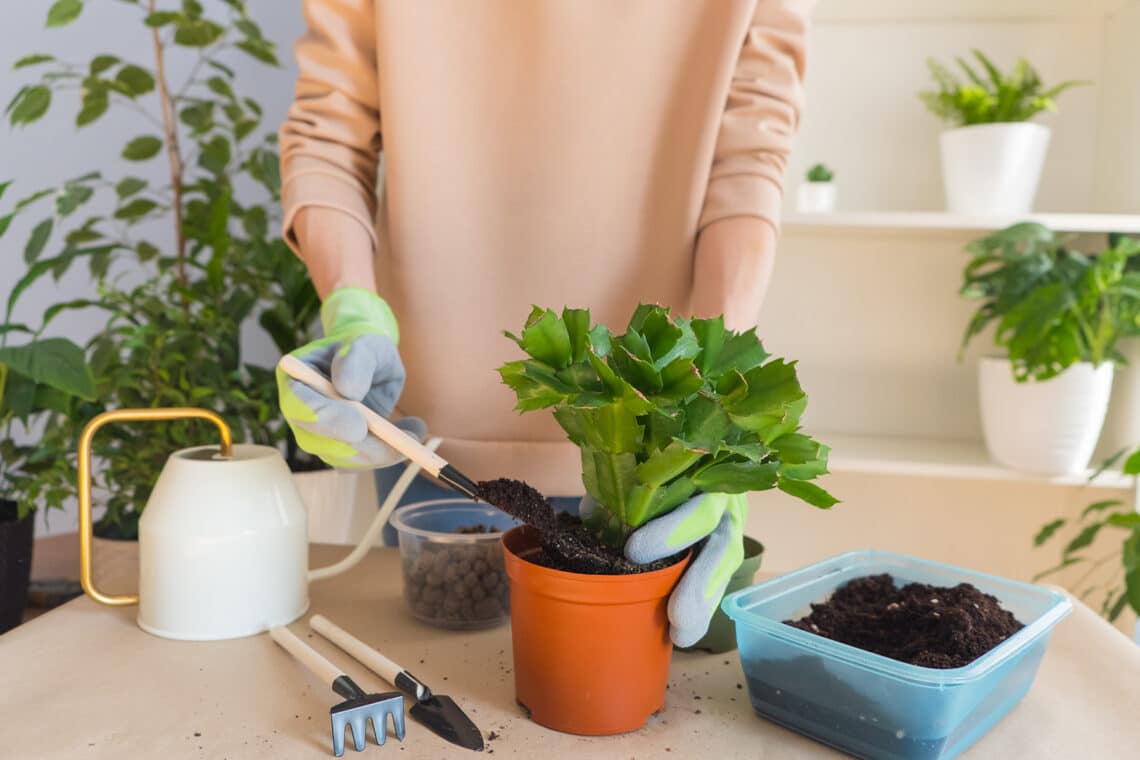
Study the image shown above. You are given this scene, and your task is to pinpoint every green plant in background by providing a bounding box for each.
[959,223,1140,382]
[499,305,836,546]
[805,164,833,183]
[1034,448,1140,622]
[0,0,318,537]
[919,49,1088,126]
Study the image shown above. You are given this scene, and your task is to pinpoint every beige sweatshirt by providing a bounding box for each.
[280,0,810,495]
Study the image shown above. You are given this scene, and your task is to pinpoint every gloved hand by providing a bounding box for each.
[625,493,747,647]
[277,287,424,468]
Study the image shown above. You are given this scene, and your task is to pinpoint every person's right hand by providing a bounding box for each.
[277,287,423,468]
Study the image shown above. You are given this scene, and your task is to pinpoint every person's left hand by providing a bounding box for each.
[625,493,747,647]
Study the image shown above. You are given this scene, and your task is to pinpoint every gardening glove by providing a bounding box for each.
[277,287,424,469]
[624,493,748,648]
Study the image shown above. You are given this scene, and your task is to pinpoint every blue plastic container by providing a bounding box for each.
[722,550,1071,760]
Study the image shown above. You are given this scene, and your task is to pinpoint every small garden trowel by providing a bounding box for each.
[310,615,485,752]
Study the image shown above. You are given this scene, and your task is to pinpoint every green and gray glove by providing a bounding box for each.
[277,287,424,468]
[624,492,747,647]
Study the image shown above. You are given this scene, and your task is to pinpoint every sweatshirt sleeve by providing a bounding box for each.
[697,0,811,234]
[278,0,382,253]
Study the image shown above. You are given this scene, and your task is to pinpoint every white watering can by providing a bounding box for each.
[77,406,438,641]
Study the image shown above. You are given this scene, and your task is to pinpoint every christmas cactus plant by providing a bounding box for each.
[499,304,835,546]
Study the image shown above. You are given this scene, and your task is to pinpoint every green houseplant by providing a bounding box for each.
[797,162,836,213]
[1033,447,1140,638]
[960,223,1140,474]
[496,304,834,734]
[1,0,318,548]
[0,330,95,631]
[919,50,1089,215]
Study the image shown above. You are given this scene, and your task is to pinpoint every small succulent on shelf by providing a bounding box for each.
[959,223,1140,382]
[1034,448,1140,623]
[919,49,1088,126]
[499,304,836,546]
[1,0,318,537]
[805,164,834,183]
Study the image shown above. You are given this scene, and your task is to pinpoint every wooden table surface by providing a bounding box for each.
[3,543,1140,759]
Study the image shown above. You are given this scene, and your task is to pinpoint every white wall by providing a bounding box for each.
[0,1,304,535]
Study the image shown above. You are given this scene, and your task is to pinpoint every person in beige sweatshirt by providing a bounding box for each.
[278,0,809,485]
[276,0,810,640]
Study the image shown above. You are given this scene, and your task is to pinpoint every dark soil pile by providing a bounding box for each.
[454,524,500,535]
[786,574,1024,668]
[403,540,509,627]
[475,478,680,575]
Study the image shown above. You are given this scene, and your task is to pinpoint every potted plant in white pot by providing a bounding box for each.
[960,223,1140,475]
[1,0,325,585]
[0,334,95,631]
[919,50,1088,215]
[493,305,836,735]
[796,163,836,213]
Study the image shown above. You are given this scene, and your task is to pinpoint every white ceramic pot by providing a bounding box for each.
[940,123,1050,215]
[292,469,379,546]
[978,357,1113,475]
[796,182,837,214]
[1093,338,1140,461]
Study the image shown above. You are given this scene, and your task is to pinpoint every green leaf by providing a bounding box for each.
[236,38,279,65]
[693,461,779,494]
[0,338,95,399]
[1123,448,1140,476]
[144,11,180,27]
[241,206,267,238]
[56,183,94,216]
[777,477,839,508]
[515,308,572,368]
[1106,513,1140,529]
[115,177,147,198]
[115,65,155,96]
[113,198,157,221]
[1034,518,1066,546]
[46,0,83,28]
[89,55,119,75]
[136,241,159,261]
[76,87,109,126]
[198,135,231,175]
[174,18,225,47]
[1081,500,1123,520]
[235,19,263,39]
[122,135,162,161]
[206,59,234,78]
[636,442,703,488]
[0,214,11,240]
[1064,522,1105,556]
[13,54,54,69]
[1125,532,1140,616]
[8,85,51,126]
[182,0,203,18]
[179,101,213,132]
[24,219,53,263]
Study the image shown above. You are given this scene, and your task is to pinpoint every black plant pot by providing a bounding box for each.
[0,498,34,634]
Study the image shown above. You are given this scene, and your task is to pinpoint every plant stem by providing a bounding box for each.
[149,0,186,302]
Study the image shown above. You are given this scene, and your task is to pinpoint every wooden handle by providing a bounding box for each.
[278,354,448,477]
[269,625,343,686]
[310,615,403,688]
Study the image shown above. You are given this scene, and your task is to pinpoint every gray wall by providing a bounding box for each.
[1,1,306,534]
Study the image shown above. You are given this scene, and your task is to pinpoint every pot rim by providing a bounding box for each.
[501,525,689,585]
[941,121,1050,136]
[391,499,519,544]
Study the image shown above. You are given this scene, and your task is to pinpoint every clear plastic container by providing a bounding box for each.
[391,499,519,629]
[722,550,1071,760]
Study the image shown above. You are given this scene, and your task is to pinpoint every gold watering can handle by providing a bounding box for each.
[78,408,233,606]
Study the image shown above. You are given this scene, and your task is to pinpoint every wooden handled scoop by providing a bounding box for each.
[277,355,480,500]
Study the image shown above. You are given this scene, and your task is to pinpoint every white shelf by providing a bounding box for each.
[783,211,1140,235]
[824,432,1133,489]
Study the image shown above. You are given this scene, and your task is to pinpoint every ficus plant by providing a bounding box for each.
[919,49,1088,126]
[0,0,319,536]
[959,223,1140,382]
[499,305,836,547]
[1034,448,1140,623]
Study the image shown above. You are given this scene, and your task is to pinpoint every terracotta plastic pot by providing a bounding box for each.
[680,536,764,654]
[501,526,688,735]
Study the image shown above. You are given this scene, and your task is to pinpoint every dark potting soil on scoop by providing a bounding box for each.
[475,478,679,575]
[786,574,1024,668]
